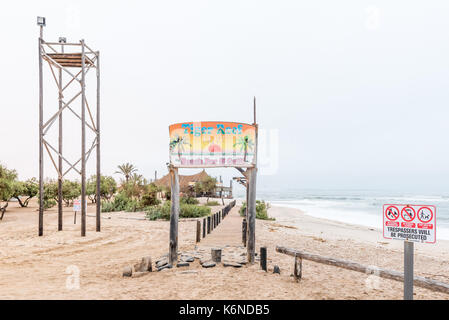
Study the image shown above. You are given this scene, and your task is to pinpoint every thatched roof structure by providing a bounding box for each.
[153,169,211,192]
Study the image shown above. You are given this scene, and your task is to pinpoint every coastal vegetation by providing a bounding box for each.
[0,162,228,220]
[204,200,219,206]
[239,200,274,220]
[145,200,211,221]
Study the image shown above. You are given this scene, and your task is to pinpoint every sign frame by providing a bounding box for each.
[382,204,436,244]
[168,121,257,169]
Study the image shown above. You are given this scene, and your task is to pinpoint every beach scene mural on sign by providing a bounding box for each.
[169,121,256,168]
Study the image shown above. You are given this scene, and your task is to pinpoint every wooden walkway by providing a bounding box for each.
[197,206,243,249]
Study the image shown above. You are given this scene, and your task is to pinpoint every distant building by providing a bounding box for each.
[153,169,233,198]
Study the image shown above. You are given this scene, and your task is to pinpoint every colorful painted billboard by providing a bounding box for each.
[169,121,256,168]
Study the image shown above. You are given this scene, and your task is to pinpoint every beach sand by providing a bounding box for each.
[0,199,448,300]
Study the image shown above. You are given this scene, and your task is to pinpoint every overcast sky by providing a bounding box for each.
[1,1,449,194]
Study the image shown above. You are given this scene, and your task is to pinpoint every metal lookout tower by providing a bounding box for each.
[37,17,101,236]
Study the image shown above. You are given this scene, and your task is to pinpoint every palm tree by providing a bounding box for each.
[115,163,138,183]
[233,135,254,162]
[170,135,189,160]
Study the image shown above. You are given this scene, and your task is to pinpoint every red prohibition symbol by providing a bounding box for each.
[417,207,433,223]
[401,206,416,222]
[385,206,399,221]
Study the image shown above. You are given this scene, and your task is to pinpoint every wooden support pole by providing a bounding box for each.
[38,27,44,237]
[260,246,267,271]
[57,42,63,232]
[80,39,86,237]
[276,246,449,295]
[203,218,206,238]
[247,167,257,264]
[95,51,101,232]
[196,220,201,243]
[169,166,180,265]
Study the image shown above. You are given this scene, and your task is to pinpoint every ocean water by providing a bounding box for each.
[235,187,449,240]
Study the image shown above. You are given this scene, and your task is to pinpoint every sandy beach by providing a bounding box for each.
[1,199,448,300]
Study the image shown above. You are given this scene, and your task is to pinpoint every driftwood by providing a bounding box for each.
[276,246,449,295]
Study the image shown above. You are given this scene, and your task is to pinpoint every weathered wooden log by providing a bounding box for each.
[211,248,222,263]
[122,266,132,277]
[260,246,267,271]
[276,246,449,295]
[134,256,152,272]
[196,220,201,243]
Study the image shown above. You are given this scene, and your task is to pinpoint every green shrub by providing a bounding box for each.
[141,192,161,206]
[146,201,171,220]
[180,196,199,205]
[145,201,211,220]
[239,200,274,220]
[124,199,142,212]
[101,201,115,212]
[181,203,211,218]
[44,199,56,209]
[101,192,144,212]
[204,200,219,206]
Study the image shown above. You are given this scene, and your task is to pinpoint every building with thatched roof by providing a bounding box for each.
[153,169,233,198]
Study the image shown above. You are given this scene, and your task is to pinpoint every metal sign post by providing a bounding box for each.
[383,204,436,300]
[404,241,414,300]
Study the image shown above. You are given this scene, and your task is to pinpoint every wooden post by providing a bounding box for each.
[207,216,211,234]
[96,51,101,232]
[57,41,63,232]
[38,27,44,237]
[294,254,302,281]
[203,218,206,238]
[80,39,86,237]
[169,166,180,265]
[260,246,267,271]
[242,218,247,247]
[211,248,222,263]
[196,220,201,243]
[247,167,257,263]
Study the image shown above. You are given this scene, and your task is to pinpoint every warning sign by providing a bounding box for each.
[383,204,436,243]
